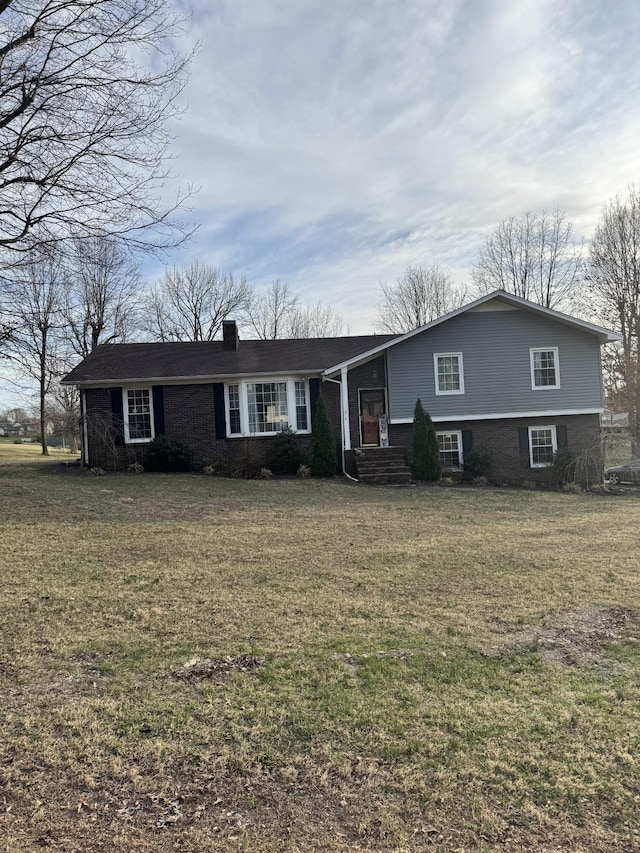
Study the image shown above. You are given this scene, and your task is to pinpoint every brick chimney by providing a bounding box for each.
[222,319,239,351]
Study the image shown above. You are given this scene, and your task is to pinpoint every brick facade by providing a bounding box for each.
[390,413,602,484]
[84,380,343,472]
[83,376,603,484]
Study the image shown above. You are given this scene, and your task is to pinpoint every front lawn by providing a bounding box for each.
[0,464,638,851]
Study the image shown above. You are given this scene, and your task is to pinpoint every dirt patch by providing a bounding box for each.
[491,605,638,669]
[171,655,264,681]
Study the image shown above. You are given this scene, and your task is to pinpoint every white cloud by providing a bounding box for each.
[150,0,640,331]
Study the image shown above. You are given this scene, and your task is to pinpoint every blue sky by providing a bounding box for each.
[149,0,640,332]
[2,0,640,408]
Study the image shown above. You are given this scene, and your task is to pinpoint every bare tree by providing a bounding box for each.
[0,0,193,257]
[375,263,466,333]
[64,237,140,358]
[287,302,347,338]
[472,209,583,309]
[3,248,67,454]
[587,187,640,442]
[245,280,298,340]
[47,381,80,450]
[144,262,251,342]
[2,405,28,423]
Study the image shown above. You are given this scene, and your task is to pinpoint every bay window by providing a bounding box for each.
[225,378,311,436]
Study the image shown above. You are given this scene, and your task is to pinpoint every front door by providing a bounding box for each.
[359,389,386,446]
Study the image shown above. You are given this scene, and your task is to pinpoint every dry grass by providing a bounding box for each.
[0,437,80,463]
[0,463,639,852]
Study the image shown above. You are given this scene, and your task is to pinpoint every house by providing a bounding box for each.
[61,291,620,482]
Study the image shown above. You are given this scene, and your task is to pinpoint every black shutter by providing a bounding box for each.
[152,386,165,436]
[309,378,320,422]
[462,430,473,457]
[213,383,226,439]
[110,387,124,444]
[556,424,568,452]
[518,427,530,468]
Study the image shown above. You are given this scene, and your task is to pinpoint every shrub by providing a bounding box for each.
[463,448,492,479]
[202,454,224,474]
[562,482,583,494]
[310,394,337,477]
[143,435,193,472]
[550,449,577,488]
[258,467,272,480]
[127,462,144,474]
[411,399,440,481]
[297,464,311,478]
[268,426,302,474]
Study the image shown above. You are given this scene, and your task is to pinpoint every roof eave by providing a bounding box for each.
[62,368,327,387]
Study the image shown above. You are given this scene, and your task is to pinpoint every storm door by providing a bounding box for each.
[359,389,386,446]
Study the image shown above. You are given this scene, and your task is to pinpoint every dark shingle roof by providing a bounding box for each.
[62,335,398,384]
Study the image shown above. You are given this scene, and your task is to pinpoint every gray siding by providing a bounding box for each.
[386,309,604,421]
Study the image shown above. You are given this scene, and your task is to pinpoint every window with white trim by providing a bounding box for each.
[434,352,464,395]
[227,384,241,435]
[225,379,311,437]
[437,430,463,469]
[294,380,308,431]
[123,388,154,443]
[528,426,557,467]
[530,348,560,389]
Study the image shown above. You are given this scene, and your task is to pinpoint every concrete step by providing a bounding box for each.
[354,446,412,485]
[356,461,411,473]
[358,471,412,485]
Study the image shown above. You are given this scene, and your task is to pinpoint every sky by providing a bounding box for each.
[2,0,640,409]
[151,0,640,332]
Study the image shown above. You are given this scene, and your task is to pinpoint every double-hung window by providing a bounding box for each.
[437,430,463,469]
[528,426,557,467]
[225,379,311,436]
[434,352,464,395]
[530,348,560,389]
[123,388,154,443]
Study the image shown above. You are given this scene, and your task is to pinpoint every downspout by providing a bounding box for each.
[322,372,358,482]
[81,388,89,467]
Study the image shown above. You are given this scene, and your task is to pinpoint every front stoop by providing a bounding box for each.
[354,446,412,485]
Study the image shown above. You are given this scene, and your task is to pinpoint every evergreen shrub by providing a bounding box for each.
[411,399,441,481]
[143,435,193,472]
[268,426,303,474]
[310,394,337,476]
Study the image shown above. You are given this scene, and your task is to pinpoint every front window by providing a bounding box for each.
[228,384,241,435]
[434,352,464,395]
[437,430,463,469]
[295,381,308,431]
[529,426,557,467]
[530,348,560,389]
[247,381,289,433]
[123,388,154,443]
[226,378,311,437]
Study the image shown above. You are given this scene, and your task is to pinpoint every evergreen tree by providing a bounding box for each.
[411,399,441,481]
[310,393,337,476]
